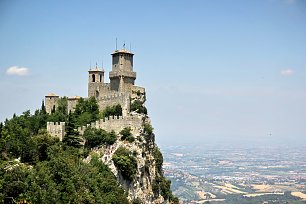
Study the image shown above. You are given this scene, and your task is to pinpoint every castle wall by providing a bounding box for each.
[110,78,120,91]
[78,115,143,136]
[47,122,65,141]
[97,93,130,117]
[88,83,114,98]
[67,99,79,113]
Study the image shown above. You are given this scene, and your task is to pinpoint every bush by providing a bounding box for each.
[83,128,116,149]
[112,147,138,181]
[144,123,153,135]
[153,147,163,174]
[73,97,100,127]
[102,104,122,118]
[130,100,147,114]
[152,176,178,203]
[132,198,142,204]
[120,127,135,143]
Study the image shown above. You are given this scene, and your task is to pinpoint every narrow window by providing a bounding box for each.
[92,74,95,82]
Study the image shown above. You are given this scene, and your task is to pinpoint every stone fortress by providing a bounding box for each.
[45,48,175,204]
[46,48,146,140]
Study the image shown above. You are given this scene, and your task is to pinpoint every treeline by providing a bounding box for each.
[0,97,129,203]
[0,97,178,204]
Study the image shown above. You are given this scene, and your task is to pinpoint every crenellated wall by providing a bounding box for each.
[47,122,65,141]
[78,115,143,136]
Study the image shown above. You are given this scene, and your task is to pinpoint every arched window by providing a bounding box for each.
[100,75,102,82]
[95,90,99,98]
[92,74,95,82]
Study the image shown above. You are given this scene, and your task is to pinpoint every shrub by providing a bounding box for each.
[153,147,163,174]
[130,100,147,114]
[143,123,153,135]
[132,198,142,204]
[102,104,122,118]
[112,147,137,181]
[120,127,135,143]
[83,128,117,149]
[152,176,178,203]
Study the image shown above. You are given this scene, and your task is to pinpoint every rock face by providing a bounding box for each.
[85,114,170,204]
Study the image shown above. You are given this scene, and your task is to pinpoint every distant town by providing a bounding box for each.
[162,144,306,204]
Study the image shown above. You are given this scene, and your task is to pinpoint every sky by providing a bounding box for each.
[0,0,305,146]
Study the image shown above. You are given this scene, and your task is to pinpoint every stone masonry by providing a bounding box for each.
[47,122,65,141]
[77,115,144,136]
[46,48,146,139]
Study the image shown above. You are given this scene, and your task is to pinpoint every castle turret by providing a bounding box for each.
[45,93,59,114]
[109,49,136,92]
[88,64,105,98]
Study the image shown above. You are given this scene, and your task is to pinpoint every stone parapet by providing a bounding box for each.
[109,70,136,79]
[47,122,65,141]
[78,115,143,136]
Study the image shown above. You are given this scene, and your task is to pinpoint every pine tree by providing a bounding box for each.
[63,113,82,148]
[0,122,3,138]
[41,100,46,114]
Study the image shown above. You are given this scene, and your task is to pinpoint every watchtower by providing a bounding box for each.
[88,64,105,98]
[109,49,136,92]
[45,93,59,114]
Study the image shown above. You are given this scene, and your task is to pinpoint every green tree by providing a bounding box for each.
[41,99,46,114]
[0,122,3,139]
[153,147,163,174]
[101,104,122,118]
[144,123,153,135]
[131,100,147,114]
[73,97,100,126]
[83,128,116,149]
[120,127,135,142]
[112,147,138,181]
[63,113,82,148]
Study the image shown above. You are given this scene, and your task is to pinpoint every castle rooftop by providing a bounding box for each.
[46,93,59,97]
[88,64,104,72]
[112,49,134,55]
[68,96,81,100]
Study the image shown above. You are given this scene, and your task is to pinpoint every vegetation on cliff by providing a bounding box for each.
[112,146,138,181]
[131,99,147,114]
[0,97,178,203]
[0,99,128,203]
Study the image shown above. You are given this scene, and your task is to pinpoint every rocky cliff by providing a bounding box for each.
[84,113,177,204]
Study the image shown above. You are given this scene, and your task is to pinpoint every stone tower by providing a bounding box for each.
[88,64,105,98]
[45,93,59,114]
[109,49,136,92]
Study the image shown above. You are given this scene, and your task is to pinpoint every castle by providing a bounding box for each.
[44,48,176,204]
[46,48,146,140]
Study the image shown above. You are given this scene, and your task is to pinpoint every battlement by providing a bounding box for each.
[78,115,143,136]
[47,122,65,141]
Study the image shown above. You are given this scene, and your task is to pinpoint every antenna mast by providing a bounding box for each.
[116,38,118,50]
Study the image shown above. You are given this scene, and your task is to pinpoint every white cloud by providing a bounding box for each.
[280,69,294,76]
[6,66,29,76]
